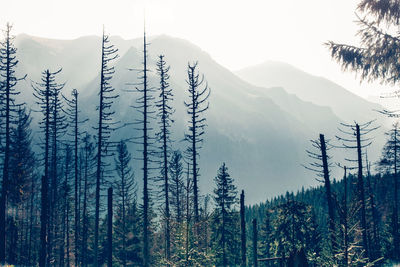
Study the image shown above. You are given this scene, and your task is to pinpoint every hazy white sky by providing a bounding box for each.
[1,0,395,99]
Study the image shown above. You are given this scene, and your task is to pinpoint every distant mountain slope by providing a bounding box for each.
[236,61,385,124]
[12,34,386,203]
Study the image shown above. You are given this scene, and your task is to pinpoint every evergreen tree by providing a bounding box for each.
[259,209,273,260]
[327,0,400,86]
[211,163,238,267]
[113,140,137,266]
[271,195,321,261]
[169,150,184,224]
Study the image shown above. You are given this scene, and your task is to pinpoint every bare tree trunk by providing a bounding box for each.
[240,190,246,266]
[252,218,258,267]
[319,134,336,252]
[356,124,369,258]
[107,187,113,267]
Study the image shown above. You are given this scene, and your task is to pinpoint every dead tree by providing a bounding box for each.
[240,190,246,266]
[379,122,400,258]
[184,62,210,225]
[304,134,336,253]
[107,187,113,267]
[48,65,67,265]
[336,121,378,260]
[128,28,154,267]
[32,69,63,267]
[155,55,174,261]
[365,154,380,260]
[0,23,26,263]
[63,88,86,265]
[94,27,118,267]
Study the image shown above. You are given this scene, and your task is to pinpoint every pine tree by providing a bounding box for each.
[0,23,26,263]
[211,163,238,267]
[326,0,400,86]
[272,195,321,261]
[94,27,118,266]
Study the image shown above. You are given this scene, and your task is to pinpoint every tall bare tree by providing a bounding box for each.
[0,23,25,263]
[184,62,210,225]
[155,55,174,261]
[32,68,63,267]
[94,27,118,266]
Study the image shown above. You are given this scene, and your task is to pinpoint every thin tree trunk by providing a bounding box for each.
[343,167,348,267]
[0,26,12,263]
[240,190,246,266]
[356,124,369,258]
[81,147,89,267]
[320,134,336,252]
[142,30,150,267]
[94,30,106,267]
[394,128,399,259]
[107,187,113,267]
[185,163,190,267]
[252,218,258,267]
[74,90,79,267]
[40,70,51,267]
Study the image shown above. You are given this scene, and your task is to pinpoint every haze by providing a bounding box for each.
[1,0,394,100]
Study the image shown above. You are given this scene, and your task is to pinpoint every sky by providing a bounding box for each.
[1,0,395,100]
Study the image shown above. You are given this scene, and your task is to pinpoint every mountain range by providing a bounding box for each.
[13,34,388,204]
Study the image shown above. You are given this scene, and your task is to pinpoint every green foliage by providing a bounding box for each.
[211,163,240,266]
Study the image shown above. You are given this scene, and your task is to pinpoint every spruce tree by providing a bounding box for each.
[211,163,238,267]
[169,150,184,224]
[113,140,136,266]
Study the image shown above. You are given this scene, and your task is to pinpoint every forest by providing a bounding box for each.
[1,1,400,267]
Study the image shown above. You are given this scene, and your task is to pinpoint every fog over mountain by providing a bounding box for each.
[14,34,388,204]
